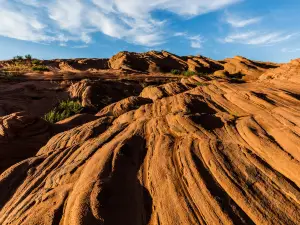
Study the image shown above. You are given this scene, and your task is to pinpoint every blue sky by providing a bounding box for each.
[0,0,299,62]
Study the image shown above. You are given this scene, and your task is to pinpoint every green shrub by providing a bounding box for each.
[13,55,24,61]
[182,70,197,77]
[25,54,32,60]
[170,69,181,75]
[170,69,210,77]
[32,59,41,65]
[32,65,49,71]
[43,100,83,123]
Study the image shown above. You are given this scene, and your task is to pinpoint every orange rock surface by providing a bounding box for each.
[0,68,300,224]
[1,51,280,80]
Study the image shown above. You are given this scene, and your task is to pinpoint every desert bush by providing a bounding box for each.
[13,55,24,61]
[0,71,22,80]
[25,54,32,60]
[2,63,29,72]
[32,65,49,71]
[32,59,41,65]
[182,70,197,77]
[170,69,181,75]
[43,100,83,123]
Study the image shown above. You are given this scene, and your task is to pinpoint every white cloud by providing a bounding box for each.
[173,32,205,48]
[225,14,261,27]
[223,31,299,45]
[72,45,89,49]
[281,47,300,53]
[93,0,241,18]
[80,33,92,44]
[88,10,126,39]
[0,0,241,47]
[0,5,48,42]
[227,17,261,27]
[17,0,39,6]
[174,32,187,37]
[189,35,204,48]
[224,31,256,43]
[48,0,83,30]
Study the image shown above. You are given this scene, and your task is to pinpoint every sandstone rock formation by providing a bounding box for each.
[108,51,277,80]
[46,58,110,72]
[0,73,299,224]
[260,58,300,84]
[218,56,278,81]
[1,51,280,81]
[0,81,69,117]
[0,112,52,173]
[0,79,147,118]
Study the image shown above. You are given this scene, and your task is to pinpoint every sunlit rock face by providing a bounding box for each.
[0,72,300,225]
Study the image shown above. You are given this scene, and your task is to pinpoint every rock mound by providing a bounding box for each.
[109,51,188,72]
[0,81,69,117]
[0,75,299,224]
[260,58,300,83]
[108,51,279,80]
[109,50,225,74]
[214,56,278,81]
[0,112,52,173]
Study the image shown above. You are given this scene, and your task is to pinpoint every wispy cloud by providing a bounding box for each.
[224,32,256,43]
[281,47,300,53]
[188,35,204,48]
[0,0,241,47]
[72,45,89,49]
[223,31,299,45]
[227,17,261,28]
[225,13,261,27]
[174,32,205,48]
[174,32,187,37]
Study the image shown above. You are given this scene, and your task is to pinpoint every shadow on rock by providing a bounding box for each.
[95,135,153,225]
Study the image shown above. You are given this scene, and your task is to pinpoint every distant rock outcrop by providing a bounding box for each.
[1,51,279,81]
[214,56,279,80]
[45,58,110,72]
[260,58,300,83]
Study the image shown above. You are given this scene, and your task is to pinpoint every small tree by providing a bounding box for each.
[25,54,32,60]
[25,54,32,65]
[13,55,24,61]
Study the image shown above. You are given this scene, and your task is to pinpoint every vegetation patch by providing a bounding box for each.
[170,69,209,77]
[43,100,83,123]
[1,55,49,73]
[0,70,23,81]
[32,65,49,72]
[170,69,182,75]
[182,70,198,77]
[32,59,42,65]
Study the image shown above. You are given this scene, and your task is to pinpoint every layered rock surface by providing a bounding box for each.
[0,79,146,117]
[0,112,52,173]
[0,74,299,224]
[260,58,300,84]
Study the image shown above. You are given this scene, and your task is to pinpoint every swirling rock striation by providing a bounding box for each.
[0,75,300,225]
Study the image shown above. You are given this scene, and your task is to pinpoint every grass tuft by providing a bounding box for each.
[170,69,209,77]
[32,65,49,72]
[170,69,182,75]
[43,100,83,123]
